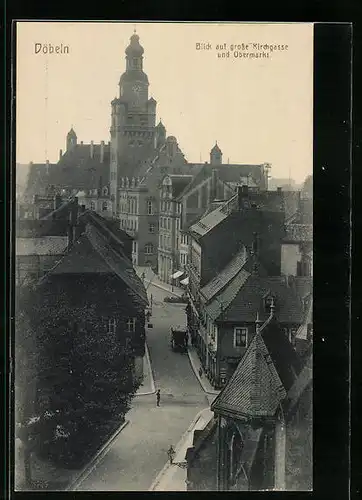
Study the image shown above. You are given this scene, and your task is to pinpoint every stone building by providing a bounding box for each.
[185,307,312,491]
[157,152,271,284]
[24,130,111,203]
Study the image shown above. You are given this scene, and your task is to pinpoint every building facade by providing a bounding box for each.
[185,311,312,492]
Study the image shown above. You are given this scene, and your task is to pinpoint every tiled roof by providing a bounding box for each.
[205,270,251,321]
[211,331,286,419]
[189,206,228,237]
[262,319,303,389]
[45,219,148,306]
[176,163,267,201]
[25,145,110,196]
[47,234,112,274]
[283,224,313,242]
[283,352,312,415]
[200,248,248,302]
[16,236,68,256]
[209,275,312,324]
[16,219,70,237]
[296,295,313,340]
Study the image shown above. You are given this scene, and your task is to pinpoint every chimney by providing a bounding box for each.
[100,140,105,163]
[90,140,94,159]
[59,149,63,160]
[54,194,62,210]
[237,185,249,209]
[67,198,79,248]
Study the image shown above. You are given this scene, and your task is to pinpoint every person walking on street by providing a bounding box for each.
[167,445,176,464]
[199,367,203,378]
[156,389,161,407]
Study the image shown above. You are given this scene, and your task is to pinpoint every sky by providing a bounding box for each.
[16,22,313,183]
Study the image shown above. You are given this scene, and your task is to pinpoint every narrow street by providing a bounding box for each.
[73,279,208,491]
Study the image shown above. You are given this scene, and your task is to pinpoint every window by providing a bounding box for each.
[107,318,117,335]
[145,243,154,255]
[126,318,136,332]
[149,223,155,233]
[102,201,108,211]
[234,327,248,348]
[90,201,95,211]
[147,200,153,215]
[132,240,137,253]
[289,327,298,346]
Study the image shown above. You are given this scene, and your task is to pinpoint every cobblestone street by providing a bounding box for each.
[72,277,209,491]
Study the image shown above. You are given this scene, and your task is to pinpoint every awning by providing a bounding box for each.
[171,270,184,280]
[180,276,189,285]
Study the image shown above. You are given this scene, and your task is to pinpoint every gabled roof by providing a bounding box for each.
[206,274,312,324]
[206,275,312,324]
[296,295,313,340]
[283,352,312,416]
[42,216,148,306]
[25,144,111,196]
[283,224,313,243]
[189,206,229,237]
[16,236,68,256]
[211,328,286,419]
[200,248,248,303]
[205,269,251,321]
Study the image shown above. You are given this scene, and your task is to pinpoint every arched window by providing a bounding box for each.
[102,186,108,196]
[102,201,108,211]
[226,428,244,490]
[145,243,154,255]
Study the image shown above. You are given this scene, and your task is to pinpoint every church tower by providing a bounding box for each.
[210,142,222,165]
[66,127,77,151]
[110,32,157,215]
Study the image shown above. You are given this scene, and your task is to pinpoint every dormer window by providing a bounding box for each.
[263,292,276,312]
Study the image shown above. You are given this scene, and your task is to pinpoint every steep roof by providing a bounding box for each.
[189,205,229,237]
[283,224,313,243]
[200,248,248,303]
[16,219,70,238]
[211,329,286,419]
[205,275,312,324]
[211,317,303,420]
[24,163,58,197]
[42,215,148,306]
[25,144,110,196]
[205,269,252,321]
[16,236,68,256]
[176,163,267,201]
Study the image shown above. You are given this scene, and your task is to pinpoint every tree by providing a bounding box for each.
[24,275,141,468]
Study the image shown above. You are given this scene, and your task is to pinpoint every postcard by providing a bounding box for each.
[15,21,313,492]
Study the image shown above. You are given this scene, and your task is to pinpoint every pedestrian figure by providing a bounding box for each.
[199,367,203,378]
[167,445,176,464]
[156,389,161,407]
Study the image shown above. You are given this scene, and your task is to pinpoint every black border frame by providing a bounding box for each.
[4,14,353,500]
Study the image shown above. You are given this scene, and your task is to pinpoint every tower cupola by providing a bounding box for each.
[210,141,222,165]
[66,127,77,151]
